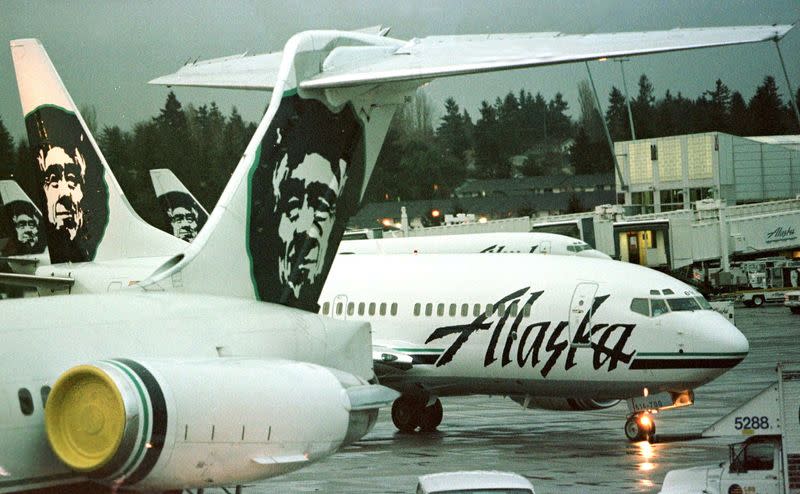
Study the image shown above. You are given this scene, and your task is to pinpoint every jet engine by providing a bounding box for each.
[510,395,620,411]
[45,358,396,490]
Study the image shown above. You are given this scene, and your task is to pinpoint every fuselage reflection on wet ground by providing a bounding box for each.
[246,305,796,493]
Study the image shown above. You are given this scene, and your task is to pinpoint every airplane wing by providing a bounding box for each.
[0,272,74,291]
[150,24,792,91]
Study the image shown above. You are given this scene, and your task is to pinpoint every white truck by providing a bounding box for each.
[660,362,800,494]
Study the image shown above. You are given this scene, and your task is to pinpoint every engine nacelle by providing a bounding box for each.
[45,358,395,490]
[510,395,620,411]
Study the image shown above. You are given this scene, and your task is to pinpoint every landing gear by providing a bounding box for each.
[624,412,655,442]
[419,400,443,432]
[391,396,443,433]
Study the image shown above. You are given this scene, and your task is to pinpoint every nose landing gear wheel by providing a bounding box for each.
[624,413,655,442]
[419,399,443,432]
[391,396,421,433]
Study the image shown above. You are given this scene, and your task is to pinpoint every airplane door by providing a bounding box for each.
[332,294,348,320]
[540,241,551,255]
[569,282,598,346]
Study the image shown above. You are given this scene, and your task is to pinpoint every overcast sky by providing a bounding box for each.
[1,0,798,142]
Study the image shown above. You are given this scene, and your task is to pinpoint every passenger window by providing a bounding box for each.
[509,302,518,317]
[473,303,481,317]
[391,303,398,316]
[497,303,506,315]
[461,303,469,317]
[358,302,365,316]
[651,299,669,316]
[414,303,421,316]
[485,304,494,317]
[18,388,34,416]
[437,303,444,316]
[335,302,343,315]
[379,303,387,316]
[449,304,456,317]
[40,386,51,407]
[347,302,355,316]
[425,303,433,316]
[630,298,650,316]
[369,302,376,316]
[322,302,330,315]
[523,303,532,317]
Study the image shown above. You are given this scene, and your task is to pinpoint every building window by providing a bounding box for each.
[690,187,714,205]
[18,388,34,416]
[630,191,654,214]
[660,188,684,212]
[650,144,658,161]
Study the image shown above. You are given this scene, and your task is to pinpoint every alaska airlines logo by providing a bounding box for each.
[425,287,636,377]
[480,244,538,253]
[766,226,797,243]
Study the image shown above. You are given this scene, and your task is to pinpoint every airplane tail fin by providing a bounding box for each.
[9,39,186,264]
[144,30,405,311]
[149,169,209,242]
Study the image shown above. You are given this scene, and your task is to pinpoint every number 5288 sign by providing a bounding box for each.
[733,416,771,431]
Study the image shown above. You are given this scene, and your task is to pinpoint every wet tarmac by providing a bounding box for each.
[246,305,798,493]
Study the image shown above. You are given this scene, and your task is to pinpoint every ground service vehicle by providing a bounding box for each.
[660,362,800,494]
[785,291,800,314]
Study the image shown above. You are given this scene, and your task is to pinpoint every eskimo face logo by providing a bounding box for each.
[426,287,636,377]
[26,106,109,263]
[1,200,45,255]
[158,191,207,242]
[37,145,86,241]
[272,139,348,299]
[249,94,364,311]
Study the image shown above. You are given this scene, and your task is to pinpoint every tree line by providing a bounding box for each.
[0,74,798,221]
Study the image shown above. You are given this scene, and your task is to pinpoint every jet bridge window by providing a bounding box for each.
[666,297,701,312]
[18,388,34,416]
[322,302,330,315]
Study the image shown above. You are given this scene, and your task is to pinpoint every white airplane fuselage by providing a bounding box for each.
[0,292,376,492]
[321,254,748,400]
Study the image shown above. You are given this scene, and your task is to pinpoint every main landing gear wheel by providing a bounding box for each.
[392,396,421,433]
[419,399,443,432]
[624,413,655,442]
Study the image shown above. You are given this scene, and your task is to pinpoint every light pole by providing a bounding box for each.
[616,58,637,141]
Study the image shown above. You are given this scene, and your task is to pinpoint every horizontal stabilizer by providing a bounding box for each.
[150,24,792,91]
[345,384,400,411]
[0,272,74,290]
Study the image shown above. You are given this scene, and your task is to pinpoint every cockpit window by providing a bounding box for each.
[662,289,675,295]
[666,297,701,312]
[694,296,712,310]
[651,299,669,317]
[630,298,650,316]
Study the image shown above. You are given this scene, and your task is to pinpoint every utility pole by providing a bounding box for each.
[617,58,637,140]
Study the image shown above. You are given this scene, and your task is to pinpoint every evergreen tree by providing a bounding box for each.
[436,97,472,161]
[473,100,509,178]
[605,86,630,141]
[748,76,784,135]
[704,79,732,132]
[632,74,655,138]
[729,91,748,135]
[0,116,14,177]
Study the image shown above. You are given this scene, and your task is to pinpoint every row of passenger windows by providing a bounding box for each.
[630,296,711,317]
[320,300,533,318]
[17,386,50,416]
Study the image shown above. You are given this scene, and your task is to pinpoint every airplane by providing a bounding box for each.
[2,20,791,492]
[1,38,397,493]
[147,22,791,442]
[147,166,611,258]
